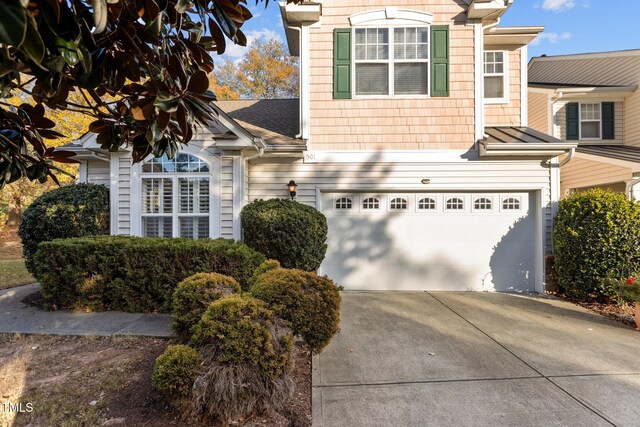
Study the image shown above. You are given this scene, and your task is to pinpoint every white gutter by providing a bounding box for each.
[558,147,575,167]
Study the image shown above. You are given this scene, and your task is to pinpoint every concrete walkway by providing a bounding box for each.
[0,284,172,337]
[314,292,640,427]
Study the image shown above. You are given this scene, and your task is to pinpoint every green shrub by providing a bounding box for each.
[248,259,281,288]
[190,294,293,379]
[250,268,341,353]
[19,183,109,273]
[33,236,265,312]
[241,199,328,271]
[171,273,241,339]
[554,189,640,299]
[152,345,202,396]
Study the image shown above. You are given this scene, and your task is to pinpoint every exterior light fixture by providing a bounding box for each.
[287,180,298,200]
[421,179,431,184]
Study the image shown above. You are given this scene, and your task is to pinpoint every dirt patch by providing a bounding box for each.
[0,334,311,427]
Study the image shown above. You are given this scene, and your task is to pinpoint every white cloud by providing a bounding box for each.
[220,28,282,60]
[541,0,576,12]
[530,32,573,46]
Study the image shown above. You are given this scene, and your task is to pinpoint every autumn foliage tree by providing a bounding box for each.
[0,0,299,189]
[210,36,298,99]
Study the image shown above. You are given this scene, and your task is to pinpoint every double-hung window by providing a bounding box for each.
[354,27,429,97]
[141,153,211,239]
[484,51,507,102]
[579,103,601,139]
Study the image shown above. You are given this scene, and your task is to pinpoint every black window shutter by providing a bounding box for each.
[566,103,579,140]
[602,102,615,140]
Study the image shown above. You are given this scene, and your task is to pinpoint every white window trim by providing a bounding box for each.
[138,154,218,239]
[360,194,384,213]
[444,194,467,213]
[416,194,439,213]
[578,102,603,141]
[388,194,410,211]
[334,195,357,212]
[500,196,522,212]
[472,195,494,213]
[484,50,509,105]
[351,25,431,99]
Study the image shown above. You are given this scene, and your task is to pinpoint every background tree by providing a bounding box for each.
[0,0,299,189]
[210,37,298,99]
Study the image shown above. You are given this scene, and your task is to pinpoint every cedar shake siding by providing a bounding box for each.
[309,0,475,151]
[484,47,522,126]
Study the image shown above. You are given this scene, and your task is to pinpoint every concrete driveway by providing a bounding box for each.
[313,292,640,427]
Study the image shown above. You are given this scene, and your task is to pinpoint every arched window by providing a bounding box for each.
[502,197,521,210]
[446,197,464,211]
[418,197,436,211]
[141,153,210,239]
[335,197,353,210]
[389,197,408,210]
[362,197,381,210]
[474,197,492,210]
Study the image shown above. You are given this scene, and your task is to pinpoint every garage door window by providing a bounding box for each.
[445,197,464,211]
[502,197,521,210]
[335,197,353,210]
[362,197,381,210]
[389,197,408,210]
[417,197,436,211]
[474,197,492,211]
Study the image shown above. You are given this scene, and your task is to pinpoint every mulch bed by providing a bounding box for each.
[555,293,638,329]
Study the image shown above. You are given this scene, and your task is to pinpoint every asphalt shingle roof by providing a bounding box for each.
[214,99,303,146]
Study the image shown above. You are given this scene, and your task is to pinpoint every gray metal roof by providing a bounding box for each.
[529,50,640,87]
[577,145,640,163]
[484,126,562,144]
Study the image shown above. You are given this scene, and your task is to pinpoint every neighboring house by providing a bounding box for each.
[63,0,575,293]
[528,50,640,198]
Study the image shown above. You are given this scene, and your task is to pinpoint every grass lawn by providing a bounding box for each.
[0,227,35,290]
[0,259,35,290]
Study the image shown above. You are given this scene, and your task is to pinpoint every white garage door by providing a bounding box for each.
[320,192,537,292]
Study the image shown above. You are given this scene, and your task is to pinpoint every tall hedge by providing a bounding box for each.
[241,199,327,271]
[554,189,640,299]
[33,236,265,312]
[19,183,110,273]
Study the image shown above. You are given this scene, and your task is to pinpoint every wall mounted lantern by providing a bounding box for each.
[287,180,298,200]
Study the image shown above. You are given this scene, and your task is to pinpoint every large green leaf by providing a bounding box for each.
[0,1,27,48]
[154,92,180,113]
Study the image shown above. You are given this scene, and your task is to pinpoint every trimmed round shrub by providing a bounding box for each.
[250,268,341,353]
[190,294,293,379]
[554,189,640,299]
[248,259,281,288]
[152,344,202,396]
[171,273,241,340]
[19,183,109,273]
[241,199,327,271]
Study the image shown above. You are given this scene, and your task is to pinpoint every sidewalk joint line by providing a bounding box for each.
[426,292,616,427]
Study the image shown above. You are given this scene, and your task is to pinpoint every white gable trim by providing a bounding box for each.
[349,8,433,27]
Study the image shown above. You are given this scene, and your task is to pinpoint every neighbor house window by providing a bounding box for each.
[484,51,507,102]
[354,27,429,97]
[141,153,210,239]
[580,103,601,139]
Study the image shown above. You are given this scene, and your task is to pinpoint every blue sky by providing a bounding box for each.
[221,0,640,62]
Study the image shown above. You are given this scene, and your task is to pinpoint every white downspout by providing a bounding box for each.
[283,23,304,139]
